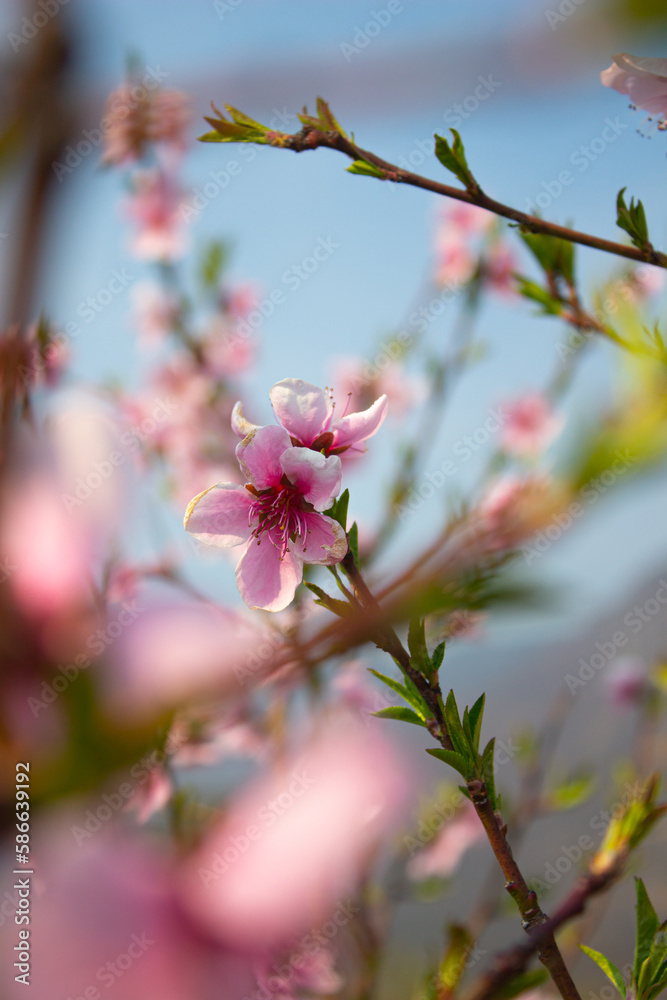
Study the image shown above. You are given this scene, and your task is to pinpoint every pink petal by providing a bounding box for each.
[280,448,342,511]
[231,400,259,439]
[236,424,291,489]
[333,394,388,450]
[601,53,667,116]
[296,512,348,566]
[270,379,331,445]
[236,538,303,611]
[183,483,252,547]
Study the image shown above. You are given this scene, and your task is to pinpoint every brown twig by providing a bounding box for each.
[277,126,666,269]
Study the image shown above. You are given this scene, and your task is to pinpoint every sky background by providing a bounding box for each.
[2,0,667,646]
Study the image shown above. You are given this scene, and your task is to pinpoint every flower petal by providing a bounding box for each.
[270,378,332,445]
[236,424,291,489]
[184,484,252,547]
[602,53,667,116]
[295,512,348,566]
[280,448,342,511]
[231,400,259,439]
[235,538,303,612]
[332,394,388,450]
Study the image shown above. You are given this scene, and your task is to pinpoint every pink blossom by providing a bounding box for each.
[201,317,255,378]
[132,281,181,346]
[107,603,259,714]
[126,169,187,261]
[184,424,347,611]
[179,720,407,947]
[232,378,388,461]
[407,800,484,880]
[440,202,494,238]
[252,943,342,1000]
[601,53,667,122]
[605,657,649,709]
[477,474,561,551]
[126,765,174,823]
[102,84,190,165]
[331,355,422,420]
[0,818,255,1000]
[500,393,563,457]
[1,475,91,625]
[483,241,518,296]
[434,237,476,288]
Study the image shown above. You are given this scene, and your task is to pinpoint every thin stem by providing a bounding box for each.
[339,551,581,1000]
[278,127,667,269]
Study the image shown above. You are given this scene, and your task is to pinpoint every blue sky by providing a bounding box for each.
[2,0,667,640]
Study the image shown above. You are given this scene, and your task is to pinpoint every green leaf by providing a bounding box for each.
[635,879,661,983]
[368,668,427,719]
[326,489,349,530]
[515,276,563,315]
[492,969,549,1000]
[303,582,351,618]
[373,706,426,727]
[347,159,386,178]
[439,924,473,991]
[347,521,359,567]
[408,617,431,676]
[467,693,486,753]
[480,737,498,812]
[431,641,445,672]
[520,231,574,283]
[580,945,627,998]
[200,240,227,289]
[616,188,650,251]
[434,131,477,191]
[425,747,470,779]
[443,690,470,759]
[549,772,596,812]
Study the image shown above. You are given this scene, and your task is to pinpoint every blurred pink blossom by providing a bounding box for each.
[407,800,484,879]
[108,603,259,714]
[434,237,476,288]
[102,84,190,165]
[126,765,174,823]
[604,656,649,709]
[184,424,347,611]
[132,281,181,346]
[483,241,518,296]
[1,475,91,625]
[500,393,563,458]
[201,318,255,378]
[252,943,342,1000]
[331,355,422,420]
[601,53,667,122]
[180,720,407,948]
[126,169,187,261]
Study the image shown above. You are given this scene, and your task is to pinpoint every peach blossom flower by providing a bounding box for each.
[500,393,563,458]
[185,424,347,611]
[601,53,667,123]
[126,169,187,261]
[407,801,484,879]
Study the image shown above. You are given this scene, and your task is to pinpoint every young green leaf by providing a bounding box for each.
[368,668,427,719]
[443,690,470,759]
[347,521,359,567]
[431,640,446,672]
[347,159,386,179]
[635,878,661,983]
[373,706,427,727]
[467,693,486,753]
[433,130,478,191]
[425,747,470,780]
[408,617,431,676]
[580,945,627,998]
